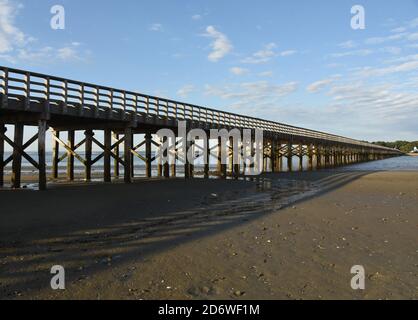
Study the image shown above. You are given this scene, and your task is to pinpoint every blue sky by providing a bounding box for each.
[1,0,418,142]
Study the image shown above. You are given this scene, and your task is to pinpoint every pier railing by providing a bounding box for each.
[0,66,395,152]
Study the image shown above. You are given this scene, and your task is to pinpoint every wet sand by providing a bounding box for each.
[0,170,417,300]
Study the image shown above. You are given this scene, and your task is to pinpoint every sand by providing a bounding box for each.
[0,170,417,300]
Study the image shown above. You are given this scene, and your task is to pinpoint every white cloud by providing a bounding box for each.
[177,85,195,98]
[410,17,418,28]
[280,50,296,57]
[258,71,273,77]
[149,23,163,32]
[203,26,233,62]
[407,32,418,41]
[365,33,407,45]
[229,67,248,75]
[241,42,277,64]
[307,77,339,93]
[381,46,402,55]
[205,80,298,112]
[338,40,357,49]
[329,49,373,58]
[356,60,418,77]
[391,27,407,33]
[0,1,88,65]
[192,14,202,21]
[0,0,28,53]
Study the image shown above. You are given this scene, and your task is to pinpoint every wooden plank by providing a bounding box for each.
[67,130,75,181]
[38,120,47,190]
[11,123,24,188]
[104,129,111,182]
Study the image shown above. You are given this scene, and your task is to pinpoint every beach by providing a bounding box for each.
[1,164,417,300]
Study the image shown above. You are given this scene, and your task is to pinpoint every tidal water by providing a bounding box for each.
[339,156,418,171]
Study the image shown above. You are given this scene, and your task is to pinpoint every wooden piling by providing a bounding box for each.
[287,142,293,172]
[0,124,6,187]
[38,120,47,190]
[145,132,152,178]
[124,127,132,183]
[308,144,313,170]
[218,137,227,178]
[67,130,75,181]
[171,137,177,178]
[11,123,24,189]
[204,138,210,179]
[298,143,303,171]
[104,129,111,182]
[163,136,170,178]
[270,140,276,173]
[84,130,93,181]
[113,132,120,178]
[52,130,59,179]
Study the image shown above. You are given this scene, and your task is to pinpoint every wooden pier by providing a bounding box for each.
[0,66,402,190]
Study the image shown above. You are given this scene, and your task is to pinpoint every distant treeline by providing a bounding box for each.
[372,141,418,153]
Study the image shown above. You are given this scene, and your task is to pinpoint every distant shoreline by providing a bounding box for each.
[407,153,418,156]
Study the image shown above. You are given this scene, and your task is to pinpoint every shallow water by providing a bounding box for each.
[340,156,418,171]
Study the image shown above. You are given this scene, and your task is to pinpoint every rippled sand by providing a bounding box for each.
[0,170,417,300]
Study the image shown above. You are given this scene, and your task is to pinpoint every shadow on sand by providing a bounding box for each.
[0,170,375,298]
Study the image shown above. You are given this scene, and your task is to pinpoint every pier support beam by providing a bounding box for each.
[145,132,152,178]
[204,138,210,179]
[270,140,276,173]
[84,130,94,181]
[171,137,177,178]
[298,143,303,171]
[184,139,192,179]
[104,129,112,182]
[308,144,314,170]
[38,120,47,191]
[287,142,293,172]
[52,130,59,179]
[67,130,75,181]
[113,133,120,178]
[0,125,5,187]
[218,137,227,179]
[11,123,24,189]
[316,145,322,169]
[163,136,170,178]
[124,127,132,183]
